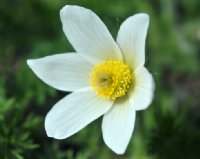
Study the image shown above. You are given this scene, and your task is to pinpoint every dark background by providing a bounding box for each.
[0,0,200,159]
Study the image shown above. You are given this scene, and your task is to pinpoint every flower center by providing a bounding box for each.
[90,60,132,100]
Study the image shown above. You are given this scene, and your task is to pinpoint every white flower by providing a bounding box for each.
[27,5,155,154]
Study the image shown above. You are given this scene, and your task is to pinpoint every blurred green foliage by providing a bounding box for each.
[0,0,200,159]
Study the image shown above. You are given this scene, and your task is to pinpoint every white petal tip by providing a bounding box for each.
[135,13,149,23]
[27,59,32,65]
[141,13,149,17]
[112,148,126,155]
[45,132,66,140]
[45,130,66,140]
[103,136,127,155]
[116,151,125,155]
[27,59,38,71]
[45,131,53,138]
[44,116,55,138]
[27,59,35,69]
[45,120,65,140]
[104,141,126,155]
[60,5,83,18]
[60,5,69,17]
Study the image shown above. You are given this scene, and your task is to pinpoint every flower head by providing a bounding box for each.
[27,5,155,154]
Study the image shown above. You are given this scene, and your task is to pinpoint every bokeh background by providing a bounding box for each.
[0,0,200,159]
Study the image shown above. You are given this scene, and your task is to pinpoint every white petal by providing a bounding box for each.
[117,13,149,69]
[60,5,122,64]
[102,96,136,154]
[27,53,93,92]
[45,88,113,139]
[129,66,155,111]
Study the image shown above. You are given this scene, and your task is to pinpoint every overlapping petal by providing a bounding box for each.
[117,13,149,70]
[102,96,136,154]
[60,5,122,65]
[128,66,155,111]
[45,88,113,139]
[27,53,93,92]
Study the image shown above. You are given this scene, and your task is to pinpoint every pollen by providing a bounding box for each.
[90,60,132,100]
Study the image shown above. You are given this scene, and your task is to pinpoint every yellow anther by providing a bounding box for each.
[89,60,132,100]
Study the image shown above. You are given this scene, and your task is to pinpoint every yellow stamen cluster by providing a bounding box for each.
[90,60,132,100]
